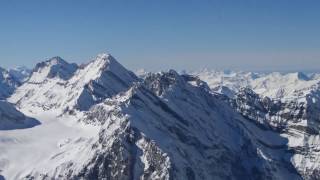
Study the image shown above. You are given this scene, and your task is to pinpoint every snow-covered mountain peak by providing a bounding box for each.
[148,70,182,82]
[75,53,133,83]
[143,70,184,96]
[93,53,129,74]
[67,53,138,111]
[88,53,121,70]
[96,52,111,59]
[0,67,21,99]
[258,72,309,82]
[47,56,65,64]
[193,70,320,100]
[8,66,31,83]
[29,56,78,83]
[35,56,70,70]
[143,70,211,99]
[290,72,310,81]
[10,53,138,113]
[251,72,318,99]
[88,53,111,67]
[71,52,138,90]
[263,72,309,82]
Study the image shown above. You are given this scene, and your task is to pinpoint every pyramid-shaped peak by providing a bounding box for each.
[96,53,111,59]
[47,56,67,64]
[85,53,132,77]
[67,53,138,111]
[93,53,121,67]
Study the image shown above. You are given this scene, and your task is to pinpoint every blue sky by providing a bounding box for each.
[0,0,320,71]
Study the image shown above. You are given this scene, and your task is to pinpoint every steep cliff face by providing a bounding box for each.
[229,86,320,180]
[193,70,320,180]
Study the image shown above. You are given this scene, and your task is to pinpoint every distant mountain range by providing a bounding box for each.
[0,53,320,180]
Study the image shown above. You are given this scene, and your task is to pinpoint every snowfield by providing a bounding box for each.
[0,110,99,179]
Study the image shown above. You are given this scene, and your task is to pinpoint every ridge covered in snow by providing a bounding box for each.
[1,54,320,180]
[193,70,320,100]
[29,56,78,83]
[9,53,138,113]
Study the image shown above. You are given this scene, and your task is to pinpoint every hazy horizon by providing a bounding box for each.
[1,1,320,72]
[6,53,320,74]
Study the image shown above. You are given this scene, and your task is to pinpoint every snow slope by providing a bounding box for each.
[0,110,98,179]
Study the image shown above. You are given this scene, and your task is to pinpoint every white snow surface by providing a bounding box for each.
[193,70,320,100]
[0,109,99,179]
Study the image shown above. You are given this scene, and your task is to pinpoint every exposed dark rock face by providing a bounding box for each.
[229,87,320,179]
